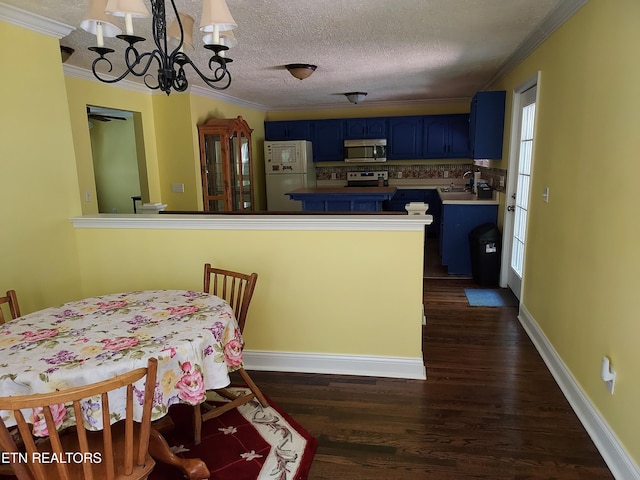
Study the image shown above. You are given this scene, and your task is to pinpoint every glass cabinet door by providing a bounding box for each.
[202,133,226,212]
[228,132,253,211]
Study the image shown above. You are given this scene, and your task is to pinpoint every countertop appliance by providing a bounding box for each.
[264,140,316,211]
[344,139,387,163]
[347,171,388,186]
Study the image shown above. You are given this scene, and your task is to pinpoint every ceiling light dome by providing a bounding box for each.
[344,92,367,104]
[286,64,317,80]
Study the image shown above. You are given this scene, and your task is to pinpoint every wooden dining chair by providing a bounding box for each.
[194,263,268,445]
[0,357,158,480]
[0,290,21,324]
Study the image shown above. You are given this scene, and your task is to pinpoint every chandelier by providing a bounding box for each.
[80,0,237,95]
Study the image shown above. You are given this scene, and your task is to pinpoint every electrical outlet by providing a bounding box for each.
[85,191,91,202]
[331,172,337,180]
[171,183,185,193]
[500,176,505,187]
[396,172,403,179]
[542,186,550,203]
[444,171,449,178]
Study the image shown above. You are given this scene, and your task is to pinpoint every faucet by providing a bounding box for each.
[463,171,473,189]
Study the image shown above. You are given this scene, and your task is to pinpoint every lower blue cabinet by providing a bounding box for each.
[440,204,498,274]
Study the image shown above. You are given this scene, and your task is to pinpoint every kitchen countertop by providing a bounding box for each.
[287,186,397,195]
[314,180,499,205]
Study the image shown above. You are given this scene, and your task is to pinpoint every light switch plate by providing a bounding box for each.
[171,183,185,193]
[543,186,550,203]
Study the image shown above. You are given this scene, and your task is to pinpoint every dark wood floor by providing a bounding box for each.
[247,279,613,479]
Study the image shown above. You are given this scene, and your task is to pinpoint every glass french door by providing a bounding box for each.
[507,85,537,298]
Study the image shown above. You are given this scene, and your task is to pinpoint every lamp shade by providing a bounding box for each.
[203,29,237,48]
[105,0,150,17]
[200,0,237,32]
[345,92,368,104]
[168,13,195,50]
[286,64,317,80]
[80,0,122,37]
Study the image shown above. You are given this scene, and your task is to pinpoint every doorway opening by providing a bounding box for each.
[87,105,149,214]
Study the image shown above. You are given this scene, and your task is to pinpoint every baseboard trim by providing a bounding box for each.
[243,350,426,380]
[518,305,640,480]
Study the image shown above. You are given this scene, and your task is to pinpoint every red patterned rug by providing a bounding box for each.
[149,388,317,480]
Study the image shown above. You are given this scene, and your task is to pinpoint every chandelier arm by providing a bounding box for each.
[90,53,155,85]
[175,54,232,91]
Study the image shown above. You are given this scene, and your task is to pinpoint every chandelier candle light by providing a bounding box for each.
[81,0,237,94]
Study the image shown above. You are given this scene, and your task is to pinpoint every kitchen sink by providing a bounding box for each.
[439,186,469,193]
[438,186,479,201]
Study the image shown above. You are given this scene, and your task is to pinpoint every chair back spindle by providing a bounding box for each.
[0,289,20,324]
[203,264,257,332]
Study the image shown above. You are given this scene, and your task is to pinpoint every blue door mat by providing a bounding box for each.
[465,288,518,307]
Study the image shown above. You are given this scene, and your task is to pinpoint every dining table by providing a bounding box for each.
[0,289,247,480]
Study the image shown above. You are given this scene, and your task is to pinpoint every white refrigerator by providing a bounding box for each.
[264,140,316,211]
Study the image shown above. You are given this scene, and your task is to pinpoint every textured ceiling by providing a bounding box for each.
[5,0,580,109]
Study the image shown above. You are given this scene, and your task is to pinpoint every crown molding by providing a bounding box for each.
[0,2,74,39]
[267,96,473,112]
[190,85,269,111]
[484,0,588,89]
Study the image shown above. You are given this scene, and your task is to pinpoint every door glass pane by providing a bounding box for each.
[511,102,536,277]
[203,133,225,211]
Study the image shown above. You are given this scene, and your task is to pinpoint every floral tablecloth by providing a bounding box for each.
[0,290,243,434]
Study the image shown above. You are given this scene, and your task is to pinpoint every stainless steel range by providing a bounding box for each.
[346,171,388,187]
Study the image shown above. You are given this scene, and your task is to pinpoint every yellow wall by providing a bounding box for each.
[493,0,640,463]
[74,226,424,358]
[90,118,140,213]
[0,22,83,311]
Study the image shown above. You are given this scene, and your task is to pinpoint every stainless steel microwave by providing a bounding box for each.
[344,139,387,163]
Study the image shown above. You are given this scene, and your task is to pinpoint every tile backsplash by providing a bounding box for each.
[316,163,508,192]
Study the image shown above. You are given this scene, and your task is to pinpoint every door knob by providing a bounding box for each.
[507,205,515,212]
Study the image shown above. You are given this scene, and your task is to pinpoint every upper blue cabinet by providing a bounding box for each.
[469,91,506,159]
[388,116,423,160]
[264,120,312,141]
[344,117,387,139]
[422,114,470,159]
[388,115,470,160]
[312,119,344,162]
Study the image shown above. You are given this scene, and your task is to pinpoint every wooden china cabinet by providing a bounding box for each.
[197,116,254,212]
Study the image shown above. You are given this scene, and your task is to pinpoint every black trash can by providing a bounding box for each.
[469,223,502,286]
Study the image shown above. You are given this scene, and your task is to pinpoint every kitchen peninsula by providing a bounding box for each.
[286,186,397,212]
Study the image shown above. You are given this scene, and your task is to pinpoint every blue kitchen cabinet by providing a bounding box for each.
[422,114,470,158]
[388,116,423,159]
[439,204,498,274]
[312,119,344,162]
[287,188,396,212]
[344,117,387,139]
[469,91,506,159]
[264,120,312,141]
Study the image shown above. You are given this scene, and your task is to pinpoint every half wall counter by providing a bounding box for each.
[70,213,431,380]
